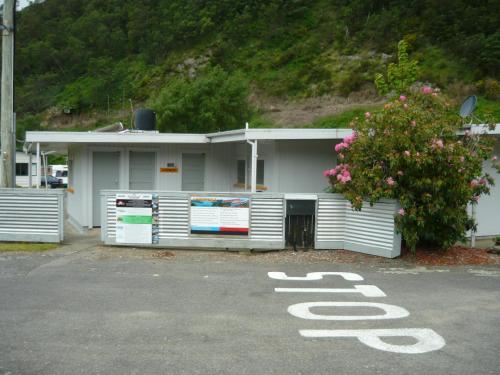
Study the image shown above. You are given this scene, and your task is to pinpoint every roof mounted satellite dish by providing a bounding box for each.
[459,95,479,129]
[459,95,477,118]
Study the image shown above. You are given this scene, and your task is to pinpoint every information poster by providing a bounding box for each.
[190,196,249,236]
[116,193,159,244]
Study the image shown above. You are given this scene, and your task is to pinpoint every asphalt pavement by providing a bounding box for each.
[0,245,499,375]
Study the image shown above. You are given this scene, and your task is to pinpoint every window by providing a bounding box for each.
[31,163,37,176]
[236,159,265,185]
[257,160,264,185]
[16,163,28,176]
[237,160,246,183]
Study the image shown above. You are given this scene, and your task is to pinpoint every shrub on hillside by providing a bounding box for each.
[153,67,251,133]
[324,88,495,250]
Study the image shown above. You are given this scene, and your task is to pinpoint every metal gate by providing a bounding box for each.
[285,200,315,250]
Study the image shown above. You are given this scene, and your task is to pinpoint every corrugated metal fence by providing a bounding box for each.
[315,193,401,258]
[0,188,64,243]
[100,190,400,257]
[101,191,285,250]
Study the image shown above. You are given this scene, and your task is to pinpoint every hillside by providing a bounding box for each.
[13,0,500,137]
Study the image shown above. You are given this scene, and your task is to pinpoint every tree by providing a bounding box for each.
[324,89,495,250]
[153,67,251,133]
[375,40,419,96]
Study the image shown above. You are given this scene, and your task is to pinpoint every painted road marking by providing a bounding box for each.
[275,285,386,297]
[268,270,446,354]
[287,301,409,320]
[299,329,446,354]
[268,271,363,281]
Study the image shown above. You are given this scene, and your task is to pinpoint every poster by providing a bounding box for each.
[190,196,249,236]
[116,193,159,244]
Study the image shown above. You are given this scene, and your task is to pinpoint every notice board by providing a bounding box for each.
[190,196,249,236]
[115,193,159,244]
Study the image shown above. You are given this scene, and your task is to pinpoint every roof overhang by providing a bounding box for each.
[24,124,500,155]
[206,128,353,143]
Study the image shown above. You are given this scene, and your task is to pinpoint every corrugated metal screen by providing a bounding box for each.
[0,189,64,243]
[100,190,400,257]
[250,198,284,240]
[316,194,401,258]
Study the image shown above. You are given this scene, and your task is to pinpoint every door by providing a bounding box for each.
[129,151,155,190]
[182,153,205,191]
[92,151,120,227]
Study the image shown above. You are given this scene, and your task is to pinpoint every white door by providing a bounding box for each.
[129,151,155,190]
[182,153,205,191]
[92,151,120,227]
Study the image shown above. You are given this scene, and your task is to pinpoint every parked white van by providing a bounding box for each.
[51,164,68,186]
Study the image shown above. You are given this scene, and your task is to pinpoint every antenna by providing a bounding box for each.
[459,95,480,129]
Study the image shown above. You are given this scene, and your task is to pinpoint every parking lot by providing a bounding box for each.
[1,246,499,374]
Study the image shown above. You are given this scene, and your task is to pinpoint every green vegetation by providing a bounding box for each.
[152,67,251,133]
[375,40,418,96]
[306,106,382,129]
[13,0,500,134]
[0,243,58,252]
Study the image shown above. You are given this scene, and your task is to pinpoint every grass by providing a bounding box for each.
[0,243,59,252]
[305,105,382,129]
[475,96,500,122]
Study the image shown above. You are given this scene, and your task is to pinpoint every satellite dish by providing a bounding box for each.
[459,95,477,118]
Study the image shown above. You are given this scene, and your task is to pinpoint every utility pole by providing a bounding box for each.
[0,0,15,188]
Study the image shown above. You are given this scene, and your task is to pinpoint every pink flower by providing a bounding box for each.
[410,120,416,127]
[365,112,371,119]
[431,139,444,149]
[399,95,407,102]
[323,169,330,177]
[335,142,351,153]
[479,178,487,185]
[386,177,395,186]
[337,174,343,181]
[470,179,479,187]
[398,208,405,216]
[493,156,498,161]
[404,150,411,157]
[340,175,351,184]
[421,86,433,94]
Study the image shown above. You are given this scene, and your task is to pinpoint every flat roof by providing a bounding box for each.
[24,124,500,153]
[25,131,208,144]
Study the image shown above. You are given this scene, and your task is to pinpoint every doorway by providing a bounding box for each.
[92,151,120,227]
[182,153,205,191]
[285,200,316,250]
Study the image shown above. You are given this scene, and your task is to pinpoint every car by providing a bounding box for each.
[40,175,63,188]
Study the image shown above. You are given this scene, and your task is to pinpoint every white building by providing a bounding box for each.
[15,150,40,187]
[25,127,500,237]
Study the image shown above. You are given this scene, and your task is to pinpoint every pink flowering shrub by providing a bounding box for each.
[324,91,495,250]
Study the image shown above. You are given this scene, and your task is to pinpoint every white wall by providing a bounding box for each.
[475,139,500,236]
[274,140,337,193]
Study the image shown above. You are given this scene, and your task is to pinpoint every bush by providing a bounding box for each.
[153,67,251,133]
[324,88,495,250]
